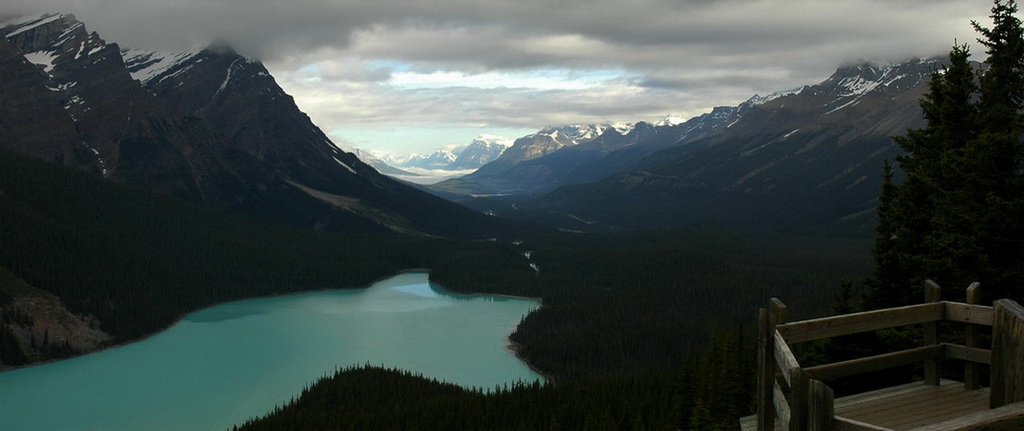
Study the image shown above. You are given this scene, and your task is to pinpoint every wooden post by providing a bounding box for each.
[770,297,788,324]
[964,282,981,390]
[923,280,941,386]
[806,378,834,431]
[990,299,1024,408]
[758,308,778,431]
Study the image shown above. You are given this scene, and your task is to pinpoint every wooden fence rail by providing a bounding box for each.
[753,280,1024,431]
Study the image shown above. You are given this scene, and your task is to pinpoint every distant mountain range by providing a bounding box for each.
[429,59,939,234]
[1,13,945,237]
[0,13,533,238]
[381,134,514,172]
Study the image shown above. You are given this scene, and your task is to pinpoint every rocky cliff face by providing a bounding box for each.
[0,268,111,370]
[0,30,93,170]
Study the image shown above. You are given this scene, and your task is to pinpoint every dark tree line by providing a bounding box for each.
[237,328,753,431]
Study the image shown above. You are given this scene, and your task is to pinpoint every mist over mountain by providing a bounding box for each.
[0,13,533,238]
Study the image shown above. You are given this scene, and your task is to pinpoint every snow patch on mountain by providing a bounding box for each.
[655,116,686,127]
[825,65,897,115]
[3,14,63,38]
[121,48,202,85]
[612,122,636,135]
[745,87,805,107]
[213,58,242,99]
[23,50,58,72]
[474,134,515,148]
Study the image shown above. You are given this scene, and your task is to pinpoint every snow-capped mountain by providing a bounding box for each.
[402,150,458,170]
[506,58,940,233]
[466,124,611,178]
[1,13,527,238]
[376,134,512,173]
[430,114,724,196]
[447,135,513,170]
[427,58,940,234]
[330,142,421,177]
[654,116,687,127]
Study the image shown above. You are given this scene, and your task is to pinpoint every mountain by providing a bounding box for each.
[335,143,421,177]
[402,150,458,170]
[485,59,940,234]
[473,124,617,176]
[430,124,633,195]
[379,134,512,174]
[446,135,513,170]
[1,13,531,238]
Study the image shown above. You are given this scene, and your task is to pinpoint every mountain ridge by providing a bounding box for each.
[452,58,941,234]
[1,13,534,239]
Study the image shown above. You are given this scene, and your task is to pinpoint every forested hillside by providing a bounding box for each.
[0,149,527,365]
[238,330,752,431]
[235,226,873,429]
[0,148,874,428]
[433,227,871,380]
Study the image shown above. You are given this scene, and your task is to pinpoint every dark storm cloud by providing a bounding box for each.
[5,0,987,65]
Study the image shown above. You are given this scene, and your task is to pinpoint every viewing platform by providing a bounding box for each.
[740,282,1024,431]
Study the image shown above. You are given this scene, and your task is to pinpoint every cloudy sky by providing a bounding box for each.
[6,0,993,156]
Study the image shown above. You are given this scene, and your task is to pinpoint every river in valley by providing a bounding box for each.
[0,271,542,431]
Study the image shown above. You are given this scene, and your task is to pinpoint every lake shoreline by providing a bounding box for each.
[0,268,544,377]
[1,270,545,431]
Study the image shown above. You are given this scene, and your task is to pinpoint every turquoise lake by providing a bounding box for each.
[0,271,542,431]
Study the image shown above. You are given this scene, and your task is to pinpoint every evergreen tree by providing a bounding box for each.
[868,44,980,307]
[866,160,915,308]
[971,0,1024,300]
[868,0,1024,307]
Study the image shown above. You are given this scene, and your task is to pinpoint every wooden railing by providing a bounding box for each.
[755,281,1024,431]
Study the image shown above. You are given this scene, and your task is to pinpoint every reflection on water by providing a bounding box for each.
[0,271,540,431]
[184,305,270,323]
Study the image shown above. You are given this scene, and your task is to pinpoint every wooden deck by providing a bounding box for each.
[744,290,1024,431]
[741,380,991,431]
[833,380,989,430]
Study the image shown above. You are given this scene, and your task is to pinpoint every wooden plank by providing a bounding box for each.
[833,381,941,409]
[943,303,992,326]
[833,416,894,431]
[872,386,988,429]
[791,370,808,431]
[837,381,965,419]
[942,343,991,365]
[774,330,799,386]
[991,299,1024,409]
[774,381,792,431]
[805,345,943,381]
[759,308,778,430]
[807,379,835,431]
[963,282,982,390]
[923,280,940,386]
[739,414,759,431]
[834,380,991,430]
[835,380,967,407]
[777,303,944,344]
[906,400,1024,431]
